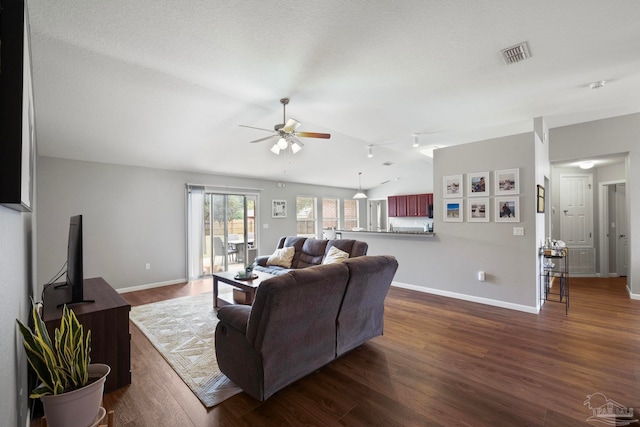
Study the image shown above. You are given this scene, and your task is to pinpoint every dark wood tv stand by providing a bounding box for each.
[42,277,131,392]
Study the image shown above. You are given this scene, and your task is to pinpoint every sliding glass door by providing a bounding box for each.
[187,186,257,280]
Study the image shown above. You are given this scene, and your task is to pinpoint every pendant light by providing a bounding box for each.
[353,172,367,199]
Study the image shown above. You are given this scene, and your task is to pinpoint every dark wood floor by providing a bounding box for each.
[99,277,640,426]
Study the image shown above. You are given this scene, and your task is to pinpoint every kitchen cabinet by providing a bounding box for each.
[388,193,433,218]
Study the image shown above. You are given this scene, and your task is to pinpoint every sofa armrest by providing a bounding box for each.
[217,305,252,333]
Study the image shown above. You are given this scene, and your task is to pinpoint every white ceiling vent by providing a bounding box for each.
[500,42,531,64]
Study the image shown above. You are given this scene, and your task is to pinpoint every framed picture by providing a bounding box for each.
[537,185,545,213]
[467,171,489,197]
[495,197,520,222]
[495,168,519,195]
[443,199,463,222]
[468,198,489,222]
[272,200,287,218]
[443,175,463,198]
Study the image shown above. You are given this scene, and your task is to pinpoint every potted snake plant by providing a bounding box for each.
[17,301,110,427]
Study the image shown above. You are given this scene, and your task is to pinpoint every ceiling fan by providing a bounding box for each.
[239,98,331,155]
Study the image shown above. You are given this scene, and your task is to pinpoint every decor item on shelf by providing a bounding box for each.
[239,98,331,155]
[353,172,367,199]
[17,302,110,427]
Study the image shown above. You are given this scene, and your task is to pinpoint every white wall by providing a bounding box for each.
[550,113,639,294]
[0,207,33,427]
[36,157,363,293]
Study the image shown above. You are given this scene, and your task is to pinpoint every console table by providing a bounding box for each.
[42,277,131,392]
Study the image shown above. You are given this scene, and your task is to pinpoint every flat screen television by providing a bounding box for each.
[56,215,93,305]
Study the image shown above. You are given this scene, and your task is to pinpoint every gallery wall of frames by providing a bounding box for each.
[442,168,521,223]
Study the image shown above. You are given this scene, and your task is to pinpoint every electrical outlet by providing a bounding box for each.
[145,263,151,270]
[513,227,525,236]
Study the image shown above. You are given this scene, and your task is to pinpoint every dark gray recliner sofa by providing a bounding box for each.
[214,255,398,401]
[252,236,368,275]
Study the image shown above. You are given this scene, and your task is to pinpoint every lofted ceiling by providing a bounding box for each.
[28,1,640,191]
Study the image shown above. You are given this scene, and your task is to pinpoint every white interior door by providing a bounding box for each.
[560,174,595,274]
[616,183,628,276]
[560,174,593,247]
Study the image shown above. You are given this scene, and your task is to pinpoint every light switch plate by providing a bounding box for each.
[513,227,525,236]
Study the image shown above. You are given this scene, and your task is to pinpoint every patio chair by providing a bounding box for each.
[214,236,238,264]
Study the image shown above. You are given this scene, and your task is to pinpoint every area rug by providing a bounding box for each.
[129,292,242,407]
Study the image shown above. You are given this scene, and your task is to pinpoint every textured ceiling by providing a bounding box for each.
[28,0,640,190]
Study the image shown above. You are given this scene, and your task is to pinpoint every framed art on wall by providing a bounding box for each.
[443,175,463,198]
[468,198,489,222]
[495,168,519,195]
[467,171,489,197]
[537,185,545,213]
[272,200,287,218]
[443,199,463,222]
[495,197,520,222]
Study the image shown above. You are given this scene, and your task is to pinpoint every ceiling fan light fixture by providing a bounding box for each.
[277,137,288,149]
[291,141,302,154]
[353,172,367,199]
[270,143,281,155]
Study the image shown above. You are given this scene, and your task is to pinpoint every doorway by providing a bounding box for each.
[599,181,628,277]
[205,193,257,274]
[186,185,258,280]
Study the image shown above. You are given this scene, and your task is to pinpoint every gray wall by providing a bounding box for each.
[348,132,540,311]
[550,113,639,294]
[0,208,33,427]
[36,156,365,293]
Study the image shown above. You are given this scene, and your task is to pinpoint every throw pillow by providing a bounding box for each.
[267,246,295,268]
[322,246,350,265]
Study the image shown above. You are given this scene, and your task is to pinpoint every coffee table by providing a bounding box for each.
[212,271,275,308]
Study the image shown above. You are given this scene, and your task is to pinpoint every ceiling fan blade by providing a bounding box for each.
[296,131,331,139]
[282,118,302,133]
[249,135,278,144]
[239,124,274,132]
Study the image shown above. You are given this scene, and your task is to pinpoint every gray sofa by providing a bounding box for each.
[253,236,368,275]
[214,255,398,401]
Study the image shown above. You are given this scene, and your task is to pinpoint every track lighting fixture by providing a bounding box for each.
[367,145,373,158]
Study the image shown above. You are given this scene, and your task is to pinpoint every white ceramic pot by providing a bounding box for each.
[40,363,110,427]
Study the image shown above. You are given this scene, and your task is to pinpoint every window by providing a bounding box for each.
[322,198,340,231]
[296,196,317,237]
[343,199,359,230]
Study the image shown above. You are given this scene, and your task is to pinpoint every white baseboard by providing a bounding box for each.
[390,281,539,314]
[117,278,186,294]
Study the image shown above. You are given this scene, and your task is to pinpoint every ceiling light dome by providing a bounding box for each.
[579,161,594,169]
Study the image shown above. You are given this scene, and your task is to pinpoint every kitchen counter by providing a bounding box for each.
[336,229,435,237]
